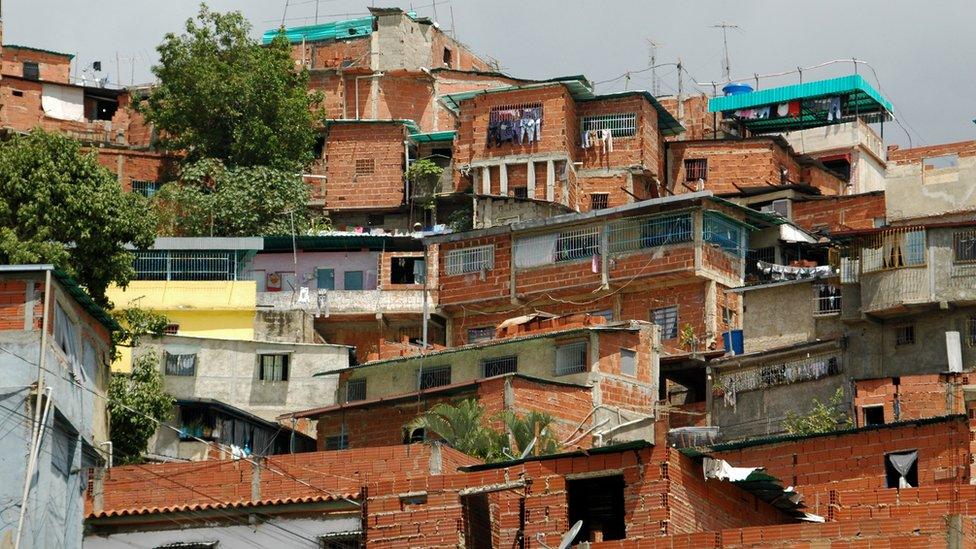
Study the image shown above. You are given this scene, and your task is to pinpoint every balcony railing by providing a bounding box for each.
[257,289,431,314]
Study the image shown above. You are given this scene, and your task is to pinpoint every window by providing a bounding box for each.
[580,113,637,138]
[400,493,428,505]
[969,316,976,347]
[165,353,197,376]
[814,284,842,315]
[759,199,790,218]
[258,353,290,381]
[512,187,528,199]
[355,158,374,176]
[366,213,385,227]
[54,303,80,375]
[346,379,366,402]
[953,230,976,263]
[442,47,453,67]
[445,245,494,275]
[859,229,926,273]
[482,356,518,377]
[23,61,39,81]
[554,227,600,262]
[607,213,693,254]
[11,90,24,97]
[684,158,707,181]
[651,306,679,340]
[567,475,626,543]
[164,324,180,335]
[555,341,587,376]
[589,310,614,321]
[390,257,425,284]
[318,532,363,549]
[343,271,364,290]
[862,405,884,427]
[895,325,915,346]
[703,212,744,256]
[419,366,451,389]
[620,348,636,377]
[317,268,335,290]
[324,434,348,450]
[590,193,609,210]
[884,450,918,488]
[51,415,79,480]
[468,326,495,344]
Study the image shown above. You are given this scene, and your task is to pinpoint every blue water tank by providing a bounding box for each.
[722,82,754,96]
[723,330,744,355]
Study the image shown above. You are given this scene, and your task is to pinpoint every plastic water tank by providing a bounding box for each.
[723,330,744,355]
[722,82,754,96]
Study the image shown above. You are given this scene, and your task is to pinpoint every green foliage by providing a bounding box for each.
[679,323,697,351]
[154,159,310,236]
[406,399,561,462]
[108,351,175,464]
[0,130,156,306]
[783,387,852,435]
[445,206,473,233]
[139,4,321,170]
[406,158,444,198]
[111,307,170,353]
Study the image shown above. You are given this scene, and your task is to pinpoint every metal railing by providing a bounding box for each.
[813,284,842,315]
[445,245,494,276]
[133,251,246,281]
[703,212,744,256]
[608,212,693,254]
[717,354,841,397]
[854,228,926,273]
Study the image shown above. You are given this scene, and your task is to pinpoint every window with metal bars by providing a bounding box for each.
[355,158,374,175]
[651,306,678,340]
[132,251,243,281]
[685,159,707,181]
[419,366,451,389]
[814,284,842,315]
[858,229,926,273]
[895,325,915,346]
[580,113,637,138]
[555,341,587,376]
[954,230,976,263]
[482,356,518,377]
[131,180,165,198]
[608,212,693,253]
[590,193,609,210]
[445,245,494,275]
[467,326,495,344]
[346,378,366,402]
[554,227,601,262]
[318,532,363,549]
[703,212,745,256]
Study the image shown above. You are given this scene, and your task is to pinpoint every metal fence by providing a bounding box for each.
[718,354,841,399]
[133,251,245,281]
[855,228,926,273]
[445,245,494,276]
[607,212,693,254]
[703,212,744,256]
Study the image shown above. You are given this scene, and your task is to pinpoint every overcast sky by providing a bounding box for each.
[5,0,975,147]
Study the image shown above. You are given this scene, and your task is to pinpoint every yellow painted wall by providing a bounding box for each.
[108,281,257,372]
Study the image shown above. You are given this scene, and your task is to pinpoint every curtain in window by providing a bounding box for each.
[888,450,918,488]
[55,303,80,377]
[165,353,197,376]
[514,233,558,269]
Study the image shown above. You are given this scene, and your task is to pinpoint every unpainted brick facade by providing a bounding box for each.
[791,191,886,233]
[91,148,179,191]
[321,121,408,209]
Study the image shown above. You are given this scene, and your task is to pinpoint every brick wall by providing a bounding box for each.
[577,95,661,176]
[791,191,885,233]
[658,94,714,141]
[0,279,28,331]
[887,140,976,165]
[667,139,802,195]
[91,148,179,191]
[854,374,968,426]
[323,122,406,209]
[437,233,511,305]
[1,47,71,83]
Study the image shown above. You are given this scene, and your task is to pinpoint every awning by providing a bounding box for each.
[262,16,374,45]
[409,131,456,144]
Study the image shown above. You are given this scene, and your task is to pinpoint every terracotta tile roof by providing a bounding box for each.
[88,492,360,519]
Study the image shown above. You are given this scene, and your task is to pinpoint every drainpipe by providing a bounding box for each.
[354,72,385,119]
[14,387,53,549]
[99,441,113,469]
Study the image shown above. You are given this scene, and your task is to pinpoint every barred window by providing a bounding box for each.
[482,356,518,377]
[419,366,451,389]
[814,284,842,315]
[954,230,976,263]
[555,342,587,375]
[355,159,374,175]
[346,379,366,402]
[131,180,165,198]
[554,227,601,262]
[608,213,693,253]
[445,245,494,275]
[859,229,926,273]
[651,306,678,340]
[580,113,637,138]
[467,326,495,344]
[968,316,976,347]
[895,325,915,346]
[590,193,609,210]
[685,159,707,181]
[165,353,196,376]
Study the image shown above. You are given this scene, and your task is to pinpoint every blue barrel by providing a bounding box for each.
[722,82,753,96]
[723,330,744,355]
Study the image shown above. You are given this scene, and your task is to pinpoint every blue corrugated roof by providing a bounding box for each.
[709,74,892,114]
[262,16,374,45]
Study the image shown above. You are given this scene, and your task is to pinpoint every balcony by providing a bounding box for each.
[257,289,431,315]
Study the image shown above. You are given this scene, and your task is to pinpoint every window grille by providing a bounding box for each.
[814,284,842,315]
[319,532,363,549]
[969,316,976,347]
[419,366,451,389]
[608,212,693,254]
[259,354,290,381]
[857,229,926,273]
[165,353,196,376]
[840,257,860,284]
[651,306,678,340]
[590,193,609,210]
[346,379,366,402]
[685,159,707,181]
[445,245,494,275]
[895,325,915,346]
[554,227,600,263]
[580,113,637,138]
[488,103,543,146]
[703,212,744,256]
[555,342,587,376]
[355,158,374,176]
[512,187,529,199]
[467,326,495,344]
[482,356,518,377]
[718,355,840,395]
[131,180,165,198]
[132,251,243,281]
[954,230,976,263]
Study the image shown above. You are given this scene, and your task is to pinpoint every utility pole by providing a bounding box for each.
[711,21,741,82]
[646,39,663,96]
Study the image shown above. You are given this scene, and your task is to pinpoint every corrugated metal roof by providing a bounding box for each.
[262,16,374,45]
[262,234,422,252]
[409,130,456,143]
[87,493,360,519]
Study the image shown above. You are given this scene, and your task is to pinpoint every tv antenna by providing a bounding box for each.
[711,21,742,82]
[646,39,663,95]
[536,520,584,549]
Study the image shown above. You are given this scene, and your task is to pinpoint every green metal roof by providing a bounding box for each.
[53,268,121,333]
[262,16,374,45]
[263,235,422,252]
[409,131,456,143]
[708,75,893,133]
[3,44,75,59]
[439,80,685,137]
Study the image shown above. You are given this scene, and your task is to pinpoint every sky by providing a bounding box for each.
[5,0,975,147]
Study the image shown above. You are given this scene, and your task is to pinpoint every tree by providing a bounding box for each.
[154,159,311,237]
[111,307,170,358]
[497,410,561,457]
[406,400,502,461]
[0,130,156,306]
[108,351,175,464]
[139,4,321,170]
[783,387,852,435]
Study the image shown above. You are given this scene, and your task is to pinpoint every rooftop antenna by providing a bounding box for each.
[536,520,584,549]
[280,0,290,28]
[314,0,319,24]
[711,21,741,83]
[646,39,663,96]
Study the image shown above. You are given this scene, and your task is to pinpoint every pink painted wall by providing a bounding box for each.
[249,251,379,291]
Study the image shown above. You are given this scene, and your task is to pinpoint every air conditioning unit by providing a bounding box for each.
[760,199,790,218]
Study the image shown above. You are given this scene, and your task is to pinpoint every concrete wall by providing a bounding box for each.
[472,196,570,228]
[740,280,842,353]
[780,120,886,193]
[134,335,349,428]
[250,250,380,292]
[886,141,976,221]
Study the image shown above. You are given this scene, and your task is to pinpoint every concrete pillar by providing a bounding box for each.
[561,162,569,206]
[482,166,491,195]
[546,160,555,202]
[526,160,536,198]
[705,280,717,347]
[499,163,508,196]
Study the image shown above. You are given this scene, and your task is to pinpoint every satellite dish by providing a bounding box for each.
[519,437,537,459]
[535,520,584,549]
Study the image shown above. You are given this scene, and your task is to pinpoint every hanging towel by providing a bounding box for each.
[827,97,842,121]
[776,103,789,117]
[591,254,601,273]
[756,106,771,119]
[788,101,801,117]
